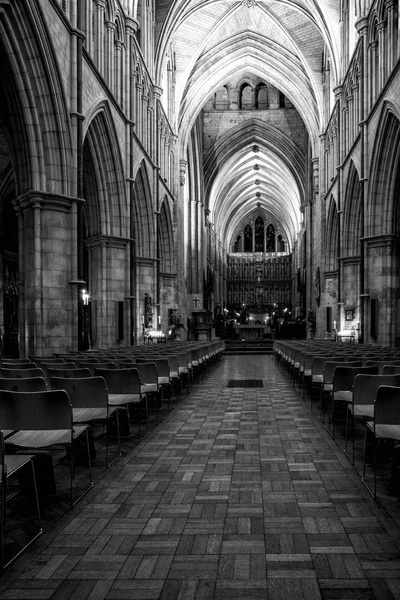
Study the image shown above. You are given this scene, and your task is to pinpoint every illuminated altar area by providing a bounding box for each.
[226,252,292,338]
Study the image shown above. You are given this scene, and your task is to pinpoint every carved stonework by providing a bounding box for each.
[179,160,187,186]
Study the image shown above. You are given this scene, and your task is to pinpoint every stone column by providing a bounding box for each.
[385,0,395,70]
[105,20,115,91]
[377,21,386,90]
[15,193,83,356]
[136,82,143,140]
[95,0,107,73]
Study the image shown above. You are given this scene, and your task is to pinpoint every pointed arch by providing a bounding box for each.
[343,161,362,256]
[244,224,253,252]
[254,215,264,252]
[325,196,339,271]
[132,161,154,258]
[266,223,276,252]
[158,198,174,274]
[83,102,127,238]
[0,1,73,196]
[367,103,400,237]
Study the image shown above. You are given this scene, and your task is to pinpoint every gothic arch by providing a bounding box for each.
[0,1,72,196]
[132,160,154,258]
[343,161,361,256]
[367,103,400,237]
[83,103,127,238]
[325,196,339,271]
[158,198,174,274]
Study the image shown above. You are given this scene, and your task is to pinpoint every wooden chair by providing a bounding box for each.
[319,359,357,422]
[50,376,122,468]
[46,367,92,380]
[175,351,192,393]
[95,368,149,440]
[0,390,93,508]
[38,362,77,382]
[381,365,400,375]
[79,362,116,377]
[0,368,45,380]
[365,359,400,374]
[0,432,42,570]
[0,360,34,369]
[363,384,400,499]
[30,357,64,369]
[329,365,378,438]
[163,354,183,400]
[134,362,164,423]
[0,377,47,393]
[345,373,400,464]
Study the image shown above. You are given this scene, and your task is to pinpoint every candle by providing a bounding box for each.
[333,320,336,330]
[158,316,161,325]
[142,316,144,324]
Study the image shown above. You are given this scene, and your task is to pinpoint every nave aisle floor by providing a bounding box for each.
[1,355,399,600]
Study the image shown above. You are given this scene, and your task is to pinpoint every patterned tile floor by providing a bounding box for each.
[1,355,400,599]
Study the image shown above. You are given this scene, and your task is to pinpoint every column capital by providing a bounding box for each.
[355,16,369,34]
[125,17,139,34]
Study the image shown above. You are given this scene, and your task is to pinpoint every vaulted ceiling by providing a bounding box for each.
[155,0,342,250]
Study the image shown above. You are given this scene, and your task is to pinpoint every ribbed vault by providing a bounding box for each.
[154,0,341,257]
[205,119,304,248]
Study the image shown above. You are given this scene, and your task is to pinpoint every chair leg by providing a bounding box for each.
[71,430,93,508]
[2,460,43,571]
[106,410,122,469]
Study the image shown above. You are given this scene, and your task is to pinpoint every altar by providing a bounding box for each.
[233,324,267,340]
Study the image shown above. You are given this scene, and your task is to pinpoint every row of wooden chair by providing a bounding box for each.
[274,340,400,502]
[0,340,225,569]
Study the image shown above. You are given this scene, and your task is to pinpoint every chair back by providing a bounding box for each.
[374,385,400,425]
[134,362,159,385]
[176,352,190,370]
[0,389,72,430]
[365,359,400,373]
[137,358,169,378]
[30,357,64,367]
[0,367,45,379]
[323,360,353,384]
[311,355,342,377]
[50,376,108,409]
[0,359,34,368]
[0,376,47,393]
[333,365,378,392]
[163,354,179,376]
[68,357,99,368]
[117,357,136,367]
[80,361,116,376]
[45,367,92,379]
[95,368,141,394]
[352,373,400,406]
[381,365,400,375]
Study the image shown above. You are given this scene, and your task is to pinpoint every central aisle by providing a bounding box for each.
[1,355,400,600]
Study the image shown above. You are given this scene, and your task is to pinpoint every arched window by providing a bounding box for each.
[233,235,242,253]
[266,224,275,252]
[244,224,253,252]
[256,84,268,109]
[277,234,285,252]
[255,216,264,251]
[215,86,229,110]
[279,91,285,108]
[240,84,253,109]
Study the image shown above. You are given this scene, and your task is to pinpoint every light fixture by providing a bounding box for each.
[242,0,257,7]
[81,289,90,306]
